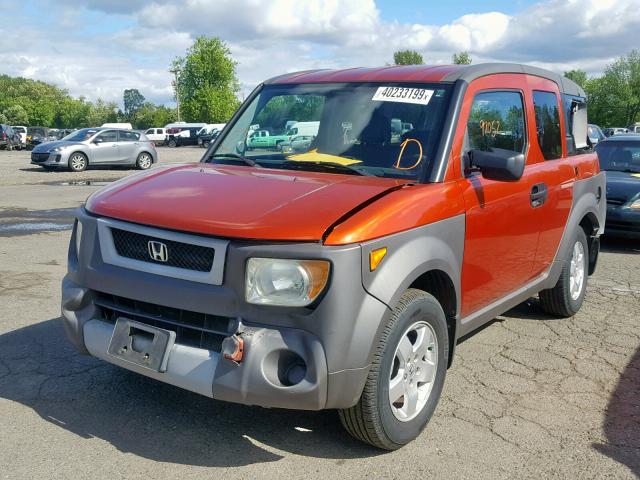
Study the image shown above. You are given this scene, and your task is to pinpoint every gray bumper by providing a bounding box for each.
[62,208,391,410]
[31,151,69,167]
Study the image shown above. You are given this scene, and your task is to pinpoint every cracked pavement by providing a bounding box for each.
[0,149,639,479]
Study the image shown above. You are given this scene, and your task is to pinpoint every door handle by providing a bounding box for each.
[530,183,548,208]
[112,144,118,147]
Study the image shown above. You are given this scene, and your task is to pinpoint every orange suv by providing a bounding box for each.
[62,63,606,449]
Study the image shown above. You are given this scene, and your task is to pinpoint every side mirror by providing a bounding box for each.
[469,148,525,182]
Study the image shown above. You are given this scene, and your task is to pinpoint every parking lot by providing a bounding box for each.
[0,147,638,479]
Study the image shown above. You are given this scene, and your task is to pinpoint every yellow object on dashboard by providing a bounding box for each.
[286,149,362,166]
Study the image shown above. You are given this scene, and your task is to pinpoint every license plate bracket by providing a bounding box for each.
[108,318,176,372]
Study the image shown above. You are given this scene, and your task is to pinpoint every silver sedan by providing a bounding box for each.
[30,128,158,172]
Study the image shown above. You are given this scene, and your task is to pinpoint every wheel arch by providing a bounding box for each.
[408,269,458,367]
[138,150,156,163]
[360,215,465,368]
[579,211,600,275]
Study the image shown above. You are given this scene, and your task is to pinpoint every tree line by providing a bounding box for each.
[564,50,640,128]
[0,74,178,129]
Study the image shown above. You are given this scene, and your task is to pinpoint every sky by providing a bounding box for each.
[0,0,639,108]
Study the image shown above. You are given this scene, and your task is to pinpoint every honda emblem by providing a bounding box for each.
[148,241,168,262]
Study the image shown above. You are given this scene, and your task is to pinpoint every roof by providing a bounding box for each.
[266,63,585,97]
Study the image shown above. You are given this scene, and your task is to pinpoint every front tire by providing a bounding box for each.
[68,152,88,172]
[339,289,448,450]
[539,228,589,317]
[136,152,153,170]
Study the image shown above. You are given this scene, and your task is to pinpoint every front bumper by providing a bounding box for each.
[61,208,390,410]
[605,205,640,238]
[31,150,68,167]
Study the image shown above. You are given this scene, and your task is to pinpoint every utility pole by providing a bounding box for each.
[170,67,181,122]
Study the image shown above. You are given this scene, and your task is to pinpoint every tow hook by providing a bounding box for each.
[222,319,245,365]
[222,335,244,364]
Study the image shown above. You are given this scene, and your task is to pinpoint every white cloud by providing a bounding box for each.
[1,0,639,107]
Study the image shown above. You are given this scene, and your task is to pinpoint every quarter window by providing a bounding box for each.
[533,91,562,160]
[467,91,526,154]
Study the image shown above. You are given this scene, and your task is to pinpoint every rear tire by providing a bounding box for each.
[68,152,88,172]
[136,152,153,170]
[539,228,588,317]
[338,289,448,450]
[167,139,177,148]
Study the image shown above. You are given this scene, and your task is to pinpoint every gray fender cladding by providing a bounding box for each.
[360,215,465,314]
[543,172,606,289]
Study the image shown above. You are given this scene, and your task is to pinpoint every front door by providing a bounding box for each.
[456,76,540,317]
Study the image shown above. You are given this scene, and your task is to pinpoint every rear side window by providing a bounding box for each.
[533,91,562,160]
[119,131,140,141]
[467,91,526,153]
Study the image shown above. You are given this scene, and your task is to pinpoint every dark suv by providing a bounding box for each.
[0,124,20,150]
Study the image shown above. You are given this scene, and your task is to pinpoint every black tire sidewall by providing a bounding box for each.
[377,294,448,446]
[564,228,589,313]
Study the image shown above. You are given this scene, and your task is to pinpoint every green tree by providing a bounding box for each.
[564,69,588,88]
[393,50,424,65]
[0,112,7,124]
[172,36,241,122]
[3,104,28,124]
[86,99,118,126]
[452,51,472,65]
[123,88,146,119]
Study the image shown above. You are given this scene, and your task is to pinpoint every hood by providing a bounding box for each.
[33,140,83,152]
[605,170,640,203]
[86,163,405,241]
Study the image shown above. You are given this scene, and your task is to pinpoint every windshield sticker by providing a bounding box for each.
[372,87,434,105]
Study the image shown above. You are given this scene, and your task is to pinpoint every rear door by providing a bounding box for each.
[88,130,119,164]
[456,75,540,317]
[526,77,576,276]
[117,131,140,164]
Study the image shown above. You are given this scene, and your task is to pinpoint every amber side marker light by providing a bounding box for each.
[370,247,388,271]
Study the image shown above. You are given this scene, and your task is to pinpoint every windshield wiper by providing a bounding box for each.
[281,160,371,176]
[209,153,259,167]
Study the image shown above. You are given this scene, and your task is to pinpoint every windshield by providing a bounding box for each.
[595,140,640,173]
[205,82,452,180]
[62,128,99,142]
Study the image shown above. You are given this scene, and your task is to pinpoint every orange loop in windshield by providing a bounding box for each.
[394,138,423,170]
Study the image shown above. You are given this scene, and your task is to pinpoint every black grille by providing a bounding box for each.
[111,228,214,272]
[31,152,50,162]
[95,292,233,352]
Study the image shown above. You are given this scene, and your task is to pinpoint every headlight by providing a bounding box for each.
[245,258,330,307]
[51,147,64,152]
[629,199,640,210]
[75,220,83,257]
